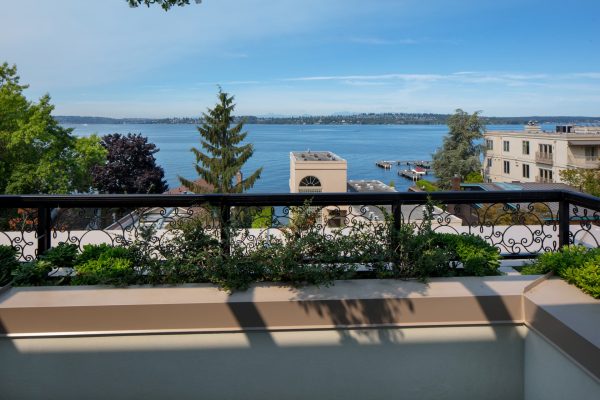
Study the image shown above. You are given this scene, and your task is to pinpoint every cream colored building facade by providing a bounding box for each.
[289,151,348,227]
[483,124,600,184]
[289,151,347,193]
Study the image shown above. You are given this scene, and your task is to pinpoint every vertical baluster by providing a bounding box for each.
[559,199,570,248]
[392,200,402,255]
[220,202,231,255]
[36,207,52,257]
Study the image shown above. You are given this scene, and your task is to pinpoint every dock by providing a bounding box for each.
[396,160,432,168]
[399,169,425,182]
[375,159,433,174]
[375,161,393,170]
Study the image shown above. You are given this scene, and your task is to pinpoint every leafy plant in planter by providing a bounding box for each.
[41,242,79,269]
[432,234,500,277]
[72,245,138,286]
[11,261,54,286]
[150,219,220,285]
[0,245,19,286]
[522,245,600,299]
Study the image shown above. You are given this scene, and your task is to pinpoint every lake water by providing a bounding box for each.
[63,123,538,193]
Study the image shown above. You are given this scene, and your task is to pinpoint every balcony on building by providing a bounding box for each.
[534,151,554,164]
[535,175,554,183]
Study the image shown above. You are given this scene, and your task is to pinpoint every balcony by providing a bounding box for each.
[535,151,554,164]
[568,154,600,168]
[1,191,600,399]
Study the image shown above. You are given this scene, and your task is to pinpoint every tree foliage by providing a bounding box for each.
[432,109,485,189]
[126,0,193,11]
[180,89,262,193]
[92,133,168,194]
[0,62,106,194]
[560,168,600,197]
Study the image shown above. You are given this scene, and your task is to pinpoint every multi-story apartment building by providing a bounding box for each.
[483,123,600,183]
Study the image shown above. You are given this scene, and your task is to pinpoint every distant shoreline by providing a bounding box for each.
[55,114,600,126]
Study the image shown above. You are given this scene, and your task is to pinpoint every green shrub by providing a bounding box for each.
[204,249,268,292]
[41,242,78,268]
[562,256,600,299]
[435,234,500,276]
[522,245,600,299]
[76,244,114,265]
[11,260,53,286]
[250,207,273,229]
[521,245,591,275]
[0,245,19,286]
[145,219,219,285]
[416,180,440,192]
[72,244,138,286]
[72,257,135,286]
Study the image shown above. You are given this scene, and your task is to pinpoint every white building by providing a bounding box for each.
[483,123,600,183]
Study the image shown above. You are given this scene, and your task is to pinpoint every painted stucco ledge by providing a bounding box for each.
[0,275,542,337]
[3,275,600,381]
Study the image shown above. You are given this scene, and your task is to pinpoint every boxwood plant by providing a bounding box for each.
[521,245,600,299]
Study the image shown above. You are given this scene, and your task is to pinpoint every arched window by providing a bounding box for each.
[298,176,322,193]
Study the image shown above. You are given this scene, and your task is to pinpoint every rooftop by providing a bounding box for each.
[347,179,396,193]
[486,124,600,137]
[461,182,581,192]
[292,151,345,162]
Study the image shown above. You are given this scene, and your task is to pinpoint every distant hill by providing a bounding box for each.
[55,113,600,126]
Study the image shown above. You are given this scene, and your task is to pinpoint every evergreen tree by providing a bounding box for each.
[432,109,484,189]
[180,89,262,193]
[92,133,168,194]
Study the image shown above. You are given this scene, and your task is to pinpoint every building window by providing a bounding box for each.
[585,146,598,159]
[503,141,510,152]
[522,141,530,155]
[539,168,553,183]
[503,161,510,174]
[298,175,322,193]
[486,139,494,150]
[522,163,530,178]
[487,158,492,167]
[539,144,553,155]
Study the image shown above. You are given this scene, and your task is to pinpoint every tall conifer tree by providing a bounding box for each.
[180,89,262,193]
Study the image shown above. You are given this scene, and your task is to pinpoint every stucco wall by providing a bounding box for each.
[0,326,525,400]
[524,328,600,400]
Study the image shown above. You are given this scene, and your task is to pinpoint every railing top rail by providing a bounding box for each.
[563,190,600,210]
[0,189,585,208]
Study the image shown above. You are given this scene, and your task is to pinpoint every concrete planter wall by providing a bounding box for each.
[1,276,599,400]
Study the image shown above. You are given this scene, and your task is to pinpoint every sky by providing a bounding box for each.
[1,0,600,117]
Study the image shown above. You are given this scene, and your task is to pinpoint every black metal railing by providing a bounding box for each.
[0,190,599,261]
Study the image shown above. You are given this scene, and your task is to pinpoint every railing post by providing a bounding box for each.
[391,200,402,254]
[220,202,231,255]
[559,198,570,248]
[36,207,52,256]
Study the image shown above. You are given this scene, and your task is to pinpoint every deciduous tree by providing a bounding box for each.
[126,0,195,11]
[92,133,168,194]
[179,89,262,193]
[432,109,485,189]
[0,62,106,194]
[560,168,600,197]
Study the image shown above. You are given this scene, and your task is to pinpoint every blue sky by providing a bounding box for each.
[1,0,600,117]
